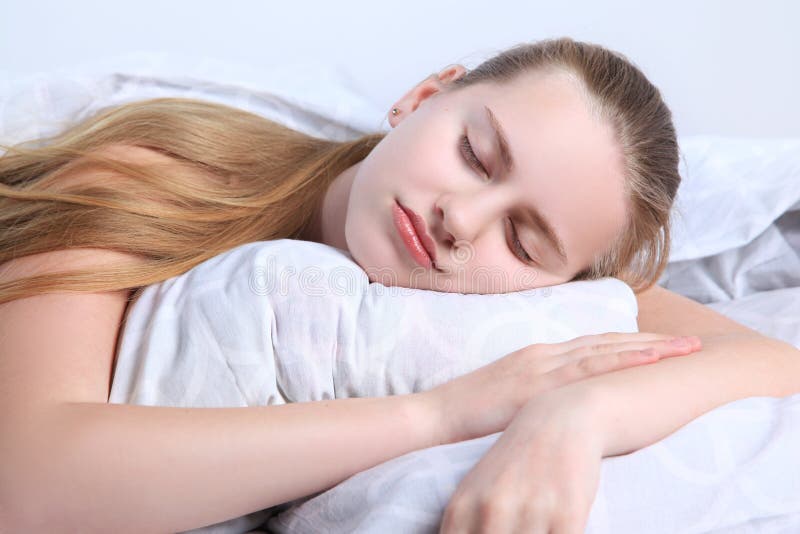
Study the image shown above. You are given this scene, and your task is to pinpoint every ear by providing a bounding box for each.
[388,64,468,127]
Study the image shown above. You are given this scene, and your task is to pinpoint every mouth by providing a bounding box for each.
[393,200,438,269]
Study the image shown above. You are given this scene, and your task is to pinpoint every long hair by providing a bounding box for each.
[0,37,679,304]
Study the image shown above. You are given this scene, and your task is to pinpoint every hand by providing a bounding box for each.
[440,387,603,534]
[423,332,702,444]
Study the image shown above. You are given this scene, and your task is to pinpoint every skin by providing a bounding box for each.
[304,64,628,294]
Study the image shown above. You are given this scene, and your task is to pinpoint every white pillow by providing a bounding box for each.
[110,239,638,407]
[669,136,800,262]
[108,238,639,533]
[0,52,383,150]
[658,137,800,303]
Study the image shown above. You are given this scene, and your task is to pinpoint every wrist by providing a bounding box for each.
[407,391,452,448]
[519,383,606,453]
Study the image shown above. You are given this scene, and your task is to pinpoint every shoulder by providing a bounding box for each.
[0,248,148,406]
[0,247,148,286]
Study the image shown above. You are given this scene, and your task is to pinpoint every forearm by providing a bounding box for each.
[563,333,800,458]
[3,395,438,532]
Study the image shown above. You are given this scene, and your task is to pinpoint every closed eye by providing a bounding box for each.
[459,133,536,265]
[460,135,488,177]
[506,218,536,264]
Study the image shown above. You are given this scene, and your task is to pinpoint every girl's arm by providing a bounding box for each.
[563,284,800,457]
[4,393,436,532]
[559,330,800,457]
[439,286,800,532]
[0,251,441,533]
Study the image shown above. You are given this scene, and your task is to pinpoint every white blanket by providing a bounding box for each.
[268,394,800,534]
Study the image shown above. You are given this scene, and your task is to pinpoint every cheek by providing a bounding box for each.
[343,173,404,269]
[392,125,458,187]
[462,236,554,290]
[449,235,511,277]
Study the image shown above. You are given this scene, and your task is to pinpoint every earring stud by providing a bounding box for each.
[391,107,399,116]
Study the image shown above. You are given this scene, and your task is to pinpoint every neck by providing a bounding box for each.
[304,161,359,252]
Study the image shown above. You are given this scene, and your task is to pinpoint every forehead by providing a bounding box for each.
[457,71,628,269]
[461,69,604,145]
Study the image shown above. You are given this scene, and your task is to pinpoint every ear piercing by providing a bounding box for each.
[391,107,399,116]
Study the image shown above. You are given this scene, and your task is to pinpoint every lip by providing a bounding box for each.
[400,202,438,263]
[393,200,437,269]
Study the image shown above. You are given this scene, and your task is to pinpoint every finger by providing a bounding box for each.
[548,331,681,353]
[513,514,549,534]
[476,498,517,534]
[513,506,549,534]
[549,508,590,534]
[439,501,472,534]
[536,337,700,376]
[558,336,702,364]
[548,349,663,383]
[606,336,703,354]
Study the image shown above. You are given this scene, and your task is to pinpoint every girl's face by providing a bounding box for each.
[322,66,628,294]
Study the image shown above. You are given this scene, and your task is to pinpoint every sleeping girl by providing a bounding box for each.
[1,37,799,533]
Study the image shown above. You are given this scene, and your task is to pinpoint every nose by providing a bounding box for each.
[433,203,455,244]
[433,187,509,247]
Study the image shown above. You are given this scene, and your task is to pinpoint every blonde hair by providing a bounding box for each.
[0,37,679,304]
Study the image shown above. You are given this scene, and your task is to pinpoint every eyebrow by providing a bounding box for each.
[484,105,569,266]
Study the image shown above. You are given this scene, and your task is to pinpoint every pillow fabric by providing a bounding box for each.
[0,52,383,151]
[108,238,639,532]
[658,137,800,304]
[668,136,800,263]
[110,239,638,407]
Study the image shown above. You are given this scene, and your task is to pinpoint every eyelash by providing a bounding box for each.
[459,134,535,265]
[460,134,488,176]
[507,219,535,264]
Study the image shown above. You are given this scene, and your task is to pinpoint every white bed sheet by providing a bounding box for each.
[265,392,800,534]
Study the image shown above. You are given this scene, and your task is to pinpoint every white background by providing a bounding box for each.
[2,0,799,137]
